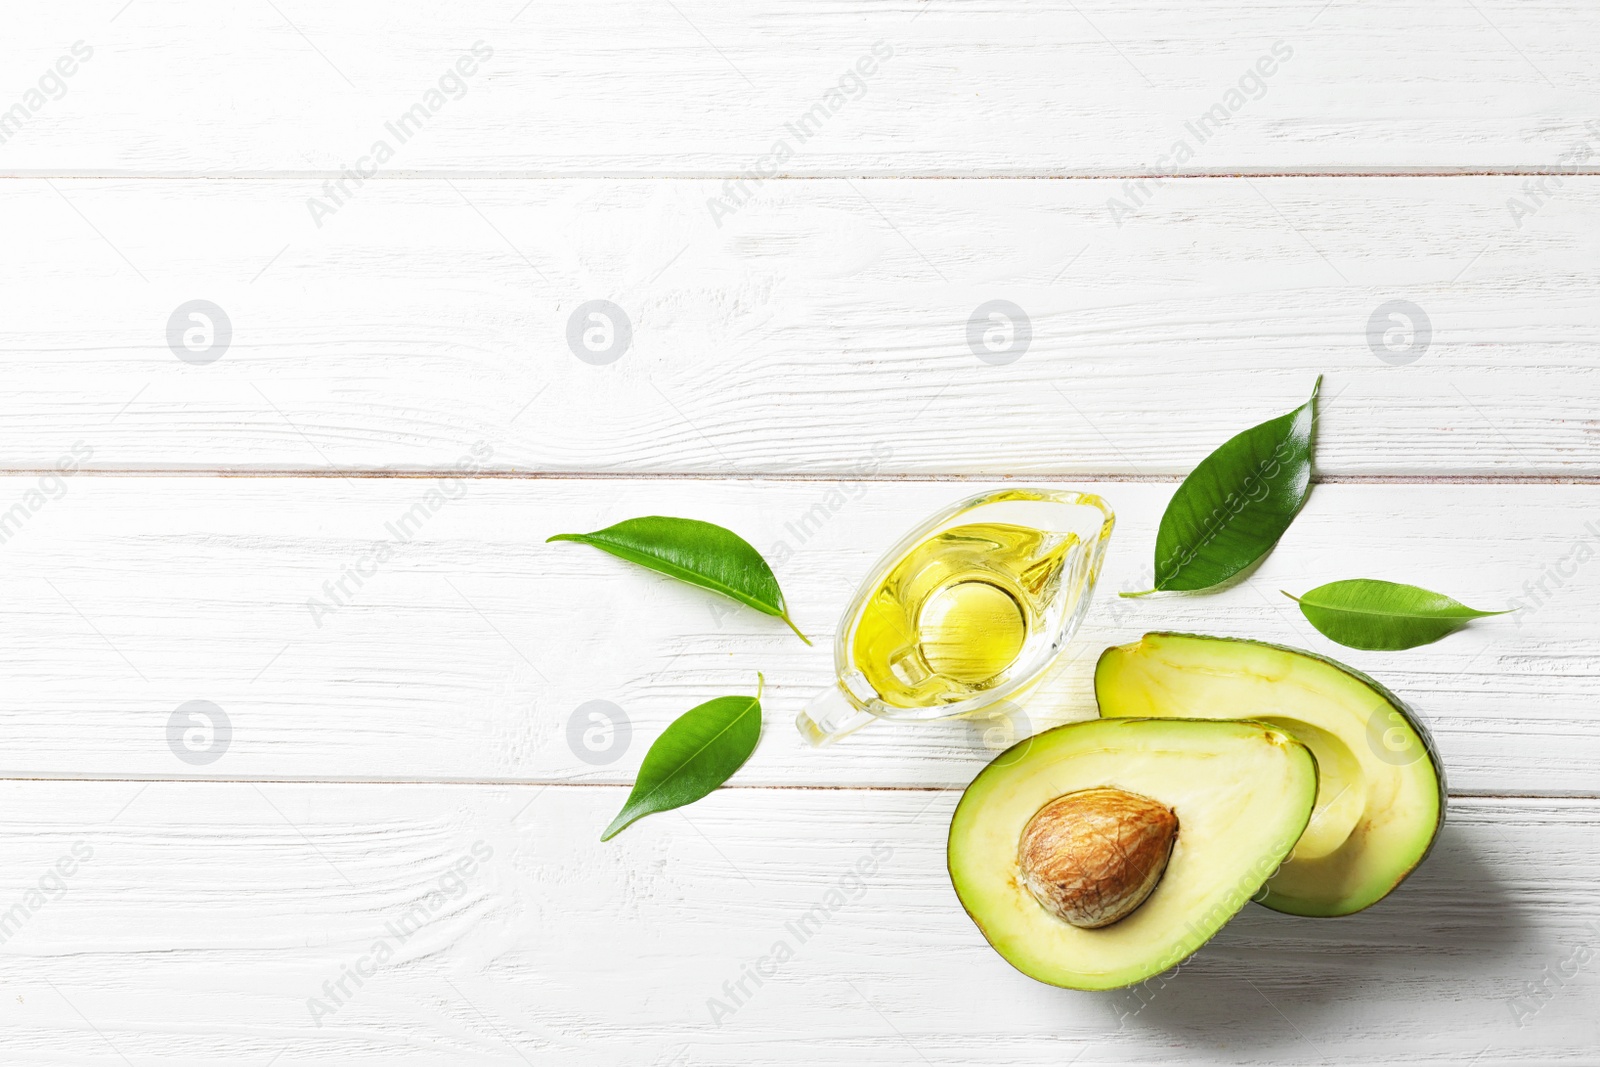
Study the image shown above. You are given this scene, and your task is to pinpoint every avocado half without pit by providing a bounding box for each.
[947,717,1318,991]
[1095,633,1446,917]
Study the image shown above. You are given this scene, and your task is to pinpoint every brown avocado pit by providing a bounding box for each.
[1016,786,1178,929]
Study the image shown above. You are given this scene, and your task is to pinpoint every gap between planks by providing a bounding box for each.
[6,169,1600,180]
[0,470,1598,485]
[0,774,1587,800]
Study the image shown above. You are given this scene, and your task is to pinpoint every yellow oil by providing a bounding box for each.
[849,522,1078,708]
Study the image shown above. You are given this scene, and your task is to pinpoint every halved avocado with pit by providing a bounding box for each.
[1095,632,1445,917]
[947,717,1317,991]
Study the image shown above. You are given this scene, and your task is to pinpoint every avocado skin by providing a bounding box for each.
[1094,632,1447,916]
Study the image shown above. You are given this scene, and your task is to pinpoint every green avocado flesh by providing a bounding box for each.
[947,717,1317,990]
[1095,633,1445,917]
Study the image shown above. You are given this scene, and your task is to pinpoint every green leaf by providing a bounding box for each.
[1124,377,1321,596]
[1284,579,1511,651]
[601,677,764,840]
[548,516,809,644]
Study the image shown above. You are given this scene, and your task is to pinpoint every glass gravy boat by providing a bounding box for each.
[796,488,1114,745]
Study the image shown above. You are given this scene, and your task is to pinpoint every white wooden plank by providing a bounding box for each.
[0,475,1591,792]
[4,2,1599,175]
[0,782,1592,1064]
[6,176,1600,474]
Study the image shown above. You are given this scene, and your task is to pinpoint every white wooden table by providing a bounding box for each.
[1,3,1596,1063]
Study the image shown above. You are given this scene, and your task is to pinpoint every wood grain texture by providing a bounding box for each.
[0,475,1590,792]
[3,2,1600,175]
[6,176,1600,474]
[7,6,1598,1058]
[0,782,1592,1065]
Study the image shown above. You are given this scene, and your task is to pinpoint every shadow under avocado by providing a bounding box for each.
[1103,824,1526,1053]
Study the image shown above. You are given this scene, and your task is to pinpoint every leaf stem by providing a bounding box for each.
[780,612,812,645]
